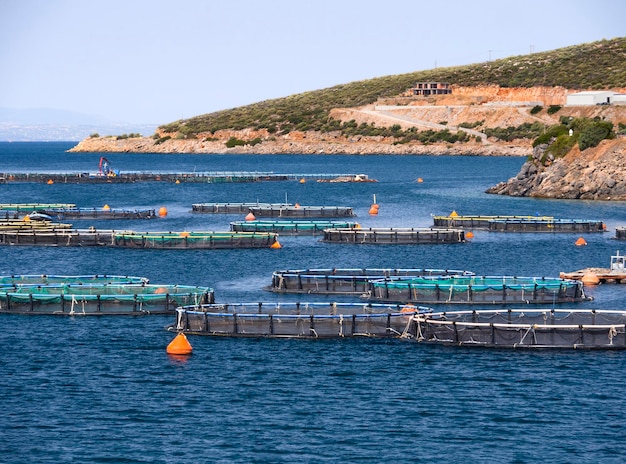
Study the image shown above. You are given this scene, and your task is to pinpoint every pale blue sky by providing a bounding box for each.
[1,0,624,124]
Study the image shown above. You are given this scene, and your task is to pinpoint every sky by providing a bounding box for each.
[0,0,624,125]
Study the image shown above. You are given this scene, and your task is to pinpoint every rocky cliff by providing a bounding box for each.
[486,138,626,200]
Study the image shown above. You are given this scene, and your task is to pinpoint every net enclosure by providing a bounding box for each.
[0,283,214,315]
[169,302,432,338]
[112,231,279,249]
[0,274,149,287]
[37,207,156,220]
[366,275,588,304]
[231,220,359,236]
[432,215,605,232]
[268,268,475,295]
[412,308,626,349]
[432,215,554,229]
[249,205,356,218]
[322,227,465,244]
[192,202,291,213]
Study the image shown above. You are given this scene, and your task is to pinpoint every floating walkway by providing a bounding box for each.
[365,275,588,304]
[37,207,156,220]
[0,283,214,315]
[321,227,465,244]
[413,308,626,349]
[268,268,475,295]
[112,231,280,249]
[432,214,606,232]
[230,220,360,236]
[192,202,291,214]
[168,302,432,338]
[1,171,370,184]
[249,205,356,218]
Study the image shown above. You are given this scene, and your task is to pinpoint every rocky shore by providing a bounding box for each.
[486,138,626,200]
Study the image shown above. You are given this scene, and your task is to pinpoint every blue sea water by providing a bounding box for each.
[1,141,626,463]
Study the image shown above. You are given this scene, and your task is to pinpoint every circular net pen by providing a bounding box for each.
[268,268,475,295]
[432,215,554,229]
[322,227,465,244]
[169,302,432,338]
[113,231,279,249]
[413,309,626,349]
[192,202,291,213]
[231,220,360,236]
[249,205,356,218]
[366,276,589,304]
[0,283,214,315]
[0,274,149,287]
[0,229,117,246]
[487,218,606,233]
[39,207,156,220]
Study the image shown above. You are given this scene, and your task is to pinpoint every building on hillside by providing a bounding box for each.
[410,82,452,96]
[566,91,615,106]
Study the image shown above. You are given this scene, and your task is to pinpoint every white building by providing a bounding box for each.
[566,91,615,106]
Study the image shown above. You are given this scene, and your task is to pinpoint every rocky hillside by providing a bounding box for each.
[486,138,626,200]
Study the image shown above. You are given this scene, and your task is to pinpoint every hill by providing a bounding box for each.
[159,37,626,137]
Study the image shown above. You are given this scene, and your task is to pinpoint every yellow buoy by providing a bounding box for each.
[245,212,256,221]
[103,204,111,211]
[158,207,168,217]
[581,273,600,285]
[23,215,31,222]
[575,237,587,246]
[450,210,458,217]
[166,333,192,355]
[270,240,282,249]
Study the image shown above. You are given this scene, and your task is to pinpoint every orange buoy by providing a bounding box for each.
[270,240,282,249]
[175,179,180,184]
[158,207,168,217]
[581,273,600,286]
[299,178,306,184]
[23,215,31,222]
[575,237,587,246]
[180,231,190,238]
[245,212,256,221]
[417,178,424,183]
[369,204,379,215]
[450,210,458,217]
[103,204,111,211]
[294,203,301,209]
[47,179,54,184]
[166,333,192,355]
[465,231,474,239]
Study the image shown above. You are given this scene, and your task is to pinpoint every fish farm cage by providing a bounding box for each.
[0,283,214,315]
[268,268,475,295]
[37,207,156,220]
[366,276,588,305]
[0,219,73,231]
[230,220,360,235]
[616,227,626,240]
[0,203,76,211]
[0,228,119,246]
[192,202,291,213]
[249,205,356,218]
[413,308,626,349]
[487,218,606,233]
[168,302,433,338]
[321,227,465,244]
[432,215,554,229]
[112,231,279,249]
[0,274,149,287]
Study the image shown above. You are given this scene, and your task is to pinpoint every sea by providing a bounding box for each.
[1,141,626,463]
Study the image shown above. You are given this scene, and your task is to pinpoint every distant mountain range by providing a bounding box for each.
[0,107,157,141]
